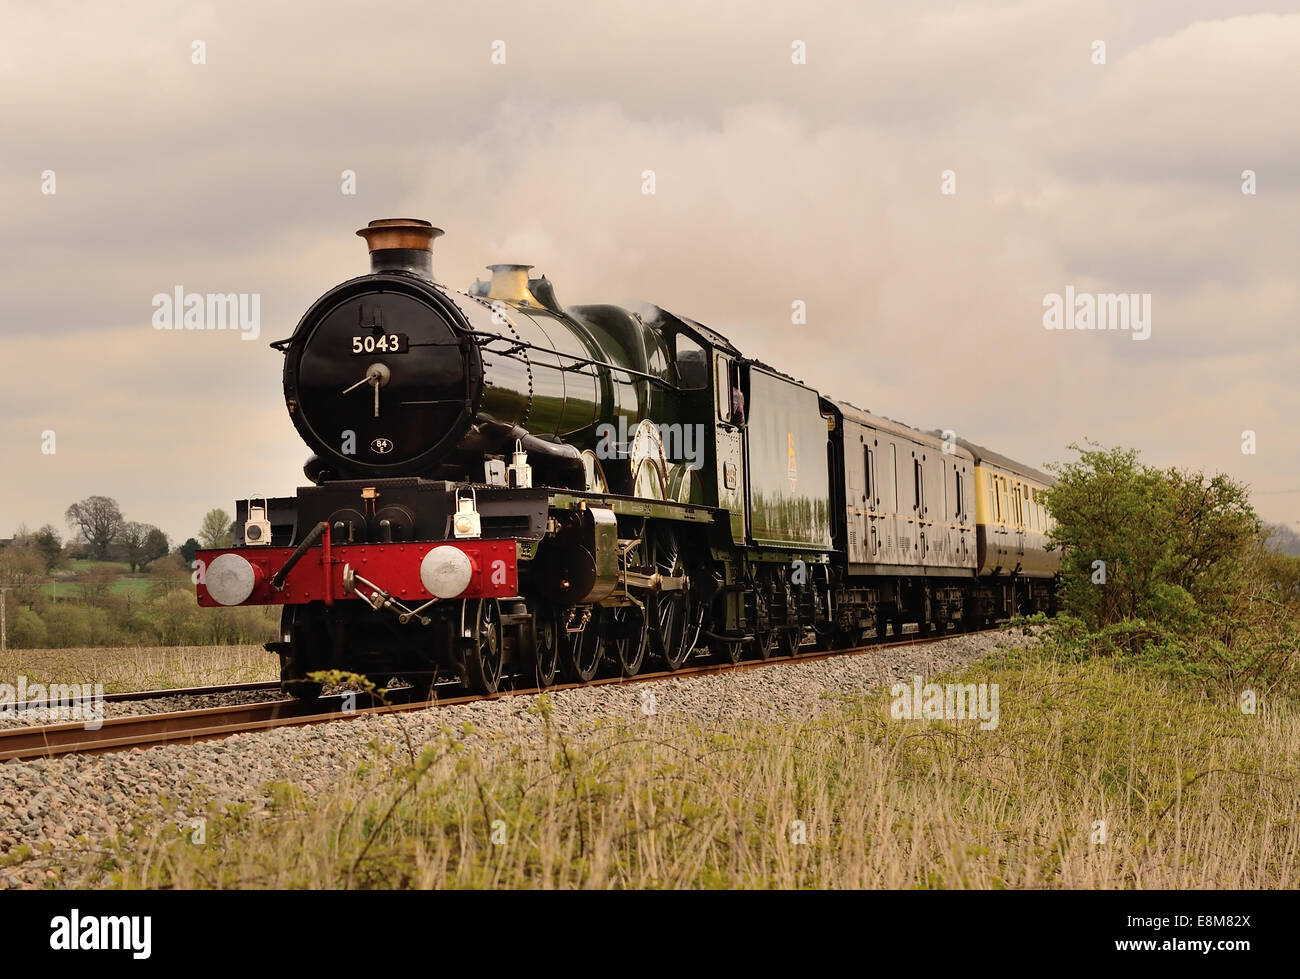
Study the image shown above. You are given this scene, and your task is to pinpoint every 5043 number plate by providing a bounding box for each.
[351,333,408,354]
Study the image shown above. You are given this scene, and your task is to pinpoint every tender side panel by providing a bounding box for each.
[745,368,833,550]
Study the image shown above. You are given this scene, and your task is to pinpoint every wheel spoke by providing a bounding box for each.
[564,607,604,682]
[650,528,693,670]
[533,606,559,687]
[466,598,503,694]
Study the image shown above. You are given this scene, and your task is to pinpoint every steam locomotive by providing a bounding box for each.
[196,218,1058,699]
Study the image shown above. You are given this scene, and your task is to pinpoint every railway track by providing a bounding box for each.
[0,627,1004,763]
[12,680,282,714]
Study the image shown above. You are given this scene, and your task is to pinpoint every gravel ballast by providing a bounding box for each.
[0,628,1034,887]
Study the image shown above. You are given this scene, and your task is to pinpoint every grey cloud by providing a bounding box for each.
[2,0,1299,541]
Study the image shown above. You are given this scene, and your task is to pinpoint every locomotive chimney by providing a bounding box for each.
[356,218,443,282]
[486,264,535,303]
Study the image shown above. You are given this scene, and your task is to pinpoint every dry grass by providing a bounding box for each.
[61,651,1300,889]
[0,644,277,693]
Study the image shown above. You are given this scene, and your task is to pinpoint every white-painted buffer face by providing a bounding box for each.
[420,545,473,599]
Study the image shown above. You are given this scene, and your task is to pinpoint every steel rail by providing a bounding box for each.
[10,680,282,714]
[0,627,1007,762]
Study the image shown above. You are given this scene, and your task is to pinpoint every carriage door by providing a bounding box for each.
[991,474,1008,568]
[956,466,969,563]
[1014,482,1027,566]
[865,442,879,560]
[714,353,746,543]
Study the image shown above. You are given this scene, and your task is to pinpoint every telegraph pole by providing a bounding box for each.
[0,586,9,652]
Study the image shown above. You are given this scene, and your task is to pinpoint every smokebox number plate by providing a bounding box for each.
[351,333,408,354]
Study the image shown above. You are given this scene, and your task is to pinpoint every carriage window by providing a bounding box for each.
[674,333,708,390]
[955,469,965,518]
[890,445,898,510]
[864,446,873,500]
[913,459,924,511]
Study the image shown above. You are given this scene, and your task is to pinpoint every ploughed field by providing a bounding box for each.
[0,644,277,695]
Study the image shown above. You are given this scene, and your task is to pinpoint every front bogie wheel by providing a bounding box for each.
[278,606,323,701]
[465,598,505,695]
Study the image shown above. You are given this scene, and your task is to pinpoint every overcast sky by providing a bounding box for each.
[2,0,1298,545]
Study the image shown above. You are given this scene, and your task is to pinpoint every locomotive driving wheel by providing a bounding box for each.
[649,528,697,670]
[564,607,604,683]
[532,605,561,688]
[465,598,504,695]
[609,603,648,677]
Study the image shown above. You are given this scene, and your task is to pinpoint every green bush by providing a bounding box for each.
[1045,442,1259,634]
[1043,442,1297,692]
[6,607,48,648]
[41,604,93,647]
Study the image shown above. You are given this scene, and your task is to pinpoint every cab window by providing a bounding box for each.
[715,355,744,423]
[674,332,708,390]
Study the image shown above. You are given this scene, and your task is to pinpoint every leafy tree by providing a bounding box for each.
[42,603,93,647]
[148,553,191,594]
[0,546,46,606]
[120,522,148,573]
[1045,442,1260,639]
[1258,549,1300,610]
[198,509,234,549]
[144,527,170,569]
[179,537,201,564]
[152,589,202,645]
[65,495,124,559]
[120,523,171,572]
[6,606,47,648]
[77,564,117,608]
[29,524,63,571]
